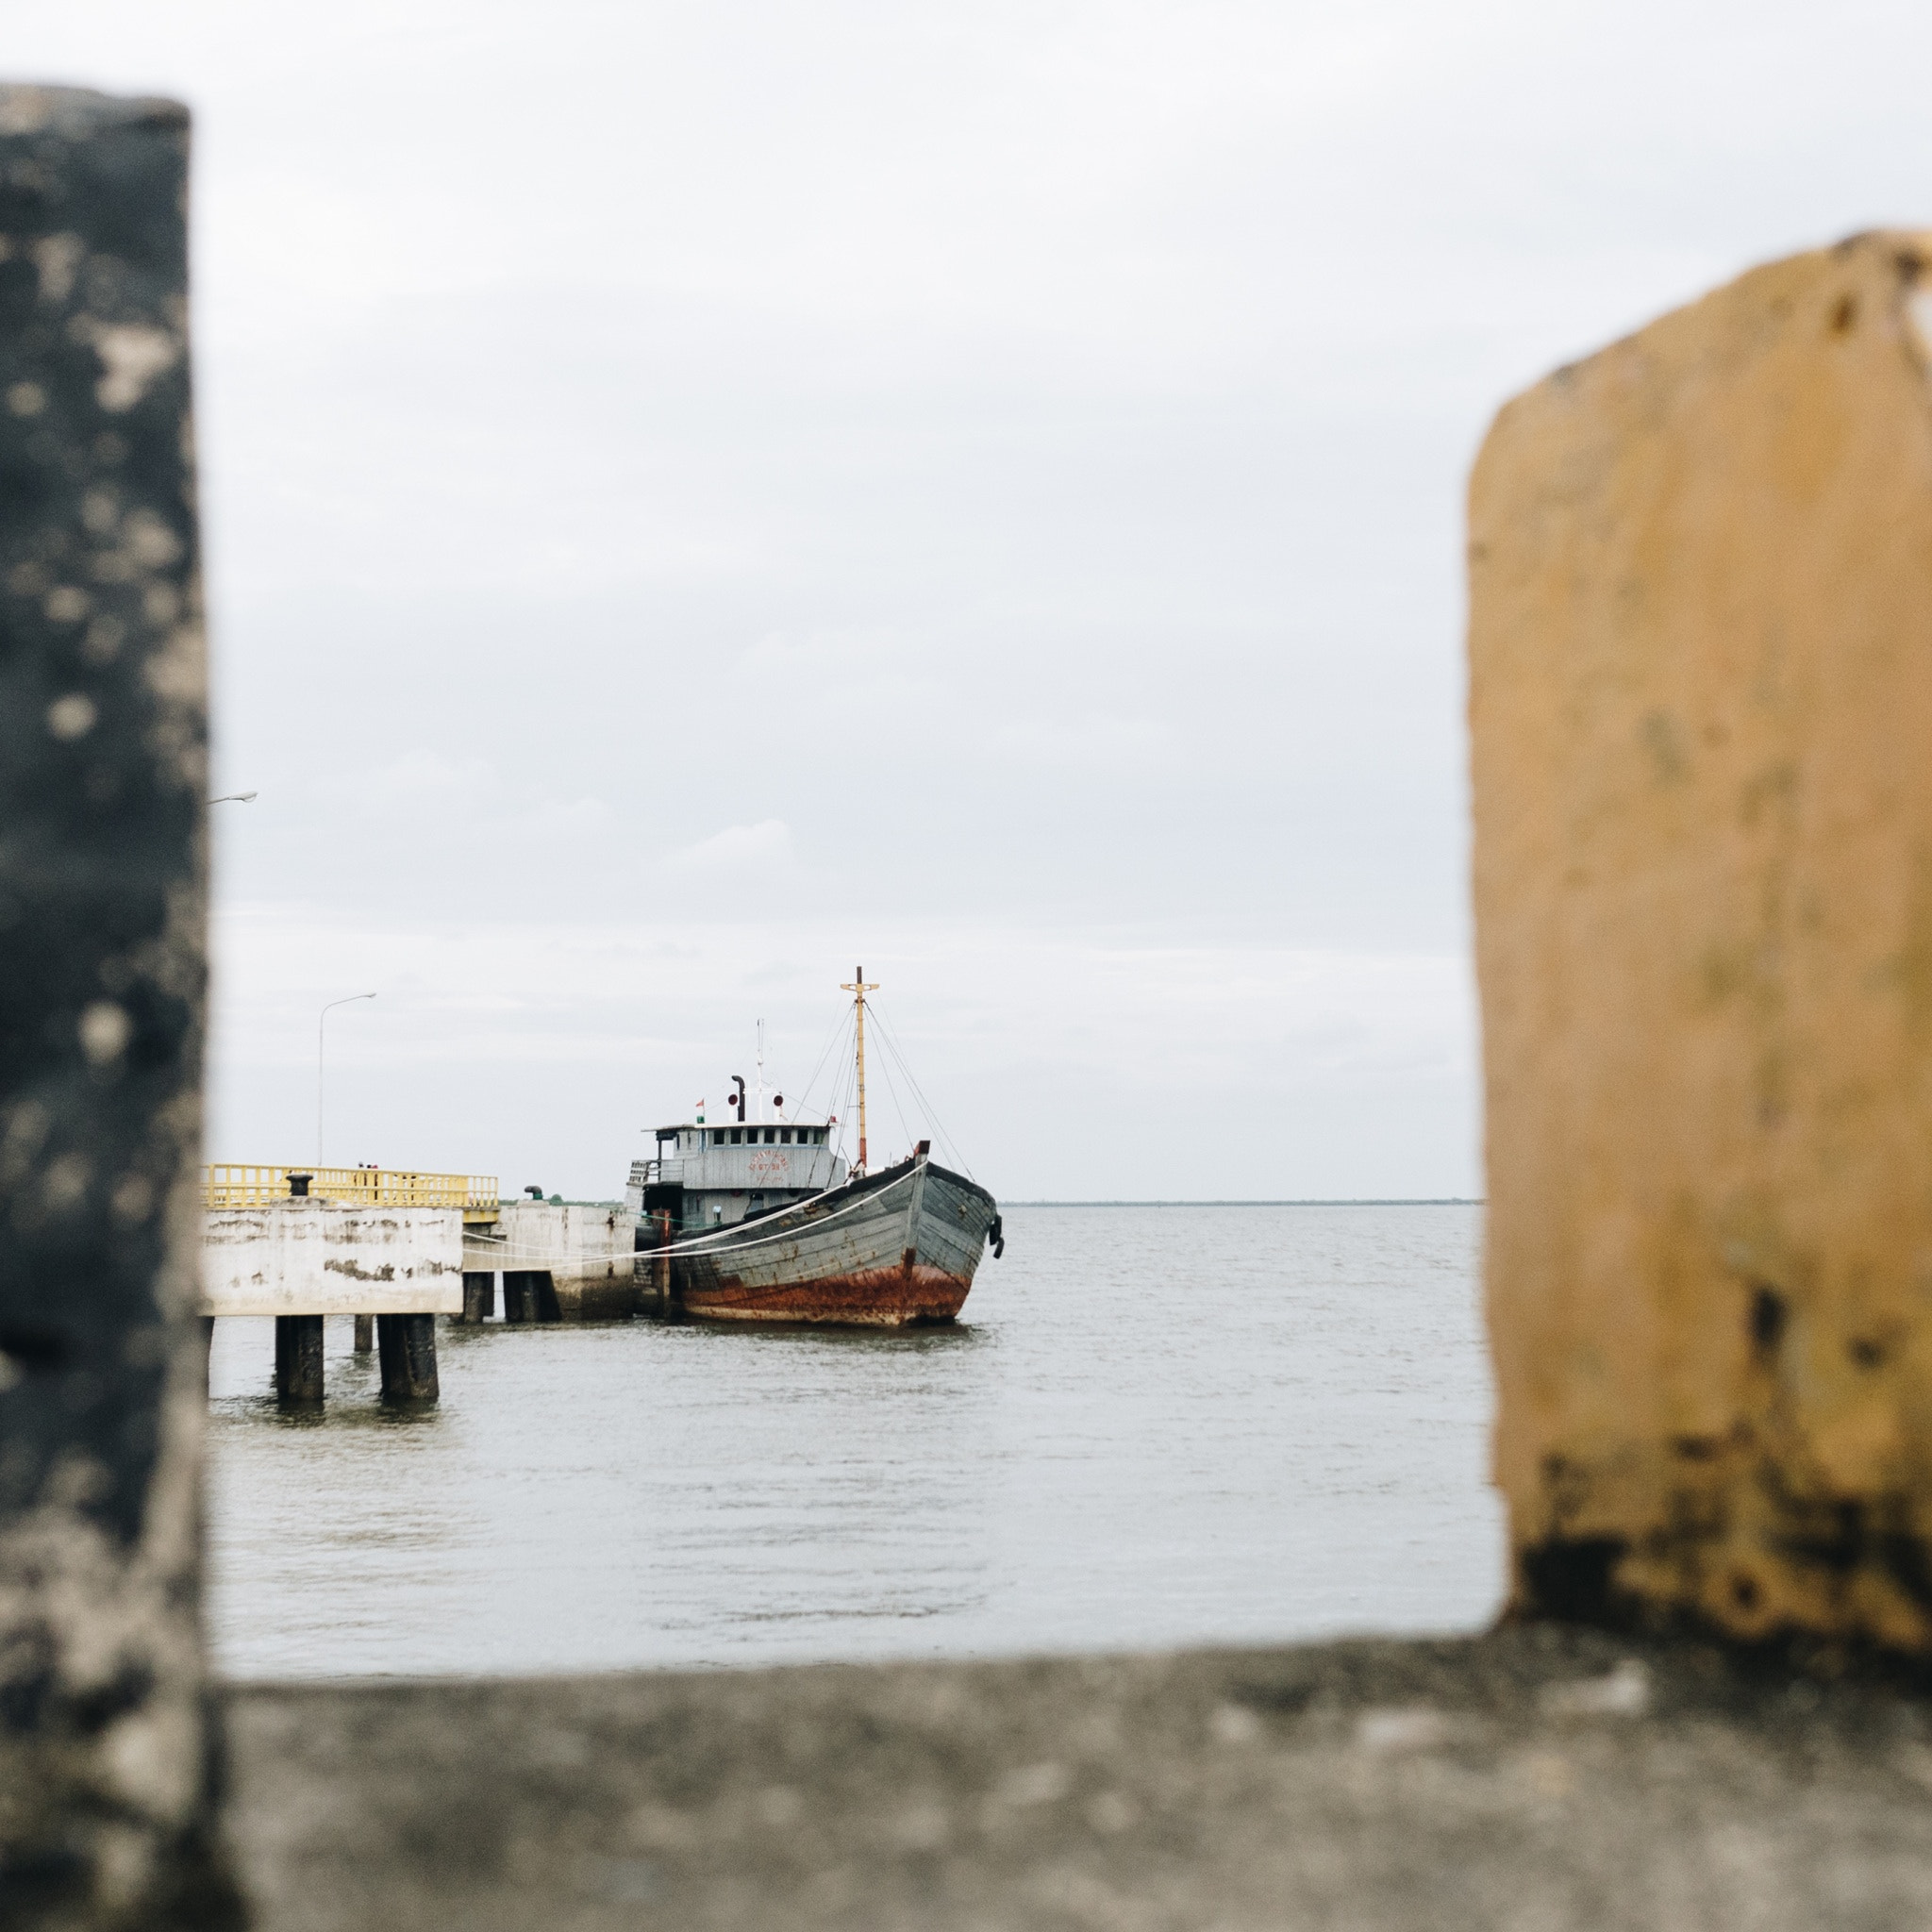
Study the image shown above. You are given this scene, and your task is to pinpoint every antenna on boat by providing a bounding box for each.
[841,965,878,1174]
[755,1019,766,1123]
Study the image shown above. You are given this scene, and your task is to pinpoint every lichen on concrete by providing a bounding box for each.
[0,82,239,1927]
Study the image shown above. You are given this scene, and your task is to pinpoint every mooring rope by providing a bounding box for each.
[460,1169,927,1271]
[649,1166,922,1257]
[458,1156,1002,1274]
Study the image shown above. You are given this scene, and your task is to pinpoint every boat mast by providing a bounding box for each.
[841,965,878,1174]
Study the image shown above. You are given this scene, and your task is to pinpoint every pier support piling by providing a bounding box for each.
[354,1313,374,1352]
[503,1270,559,1324]
[376,1313,440,1403]
[275,1314,325,1405]
[458,1271,495,1324]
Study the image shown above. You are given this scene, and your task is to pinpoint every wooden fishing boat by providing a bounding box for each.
[669,1145,1001,1325]
[633,969,1003,1325]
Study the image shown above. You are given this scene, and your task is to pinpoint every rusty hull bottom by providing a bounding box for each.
[681,1263,970,1327]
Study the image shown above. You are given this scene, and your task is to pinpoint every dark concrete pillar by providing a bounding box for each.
[502,1267,556,1329]
[376,1313,439,1403]
[274,1313,325,1405]
[458,1270,494,1324]
[354,1312,374,1353]
[0,84,241,1923]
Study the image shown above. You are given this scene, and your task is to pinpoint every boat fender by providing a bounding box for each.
[989,1214,1004,1259]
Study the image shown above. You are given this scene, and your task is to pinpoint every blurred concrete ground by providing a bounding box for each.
[225,1624,1932,1930]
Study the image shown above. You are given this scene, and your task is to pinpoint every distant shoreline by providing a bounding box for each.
[1004,1198,1485,1208]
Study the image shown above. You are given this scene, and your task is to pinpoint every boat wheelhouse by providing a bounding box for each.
[625,1119,848,1234]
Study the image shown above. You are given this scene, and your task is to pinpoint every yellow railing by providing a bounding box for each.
[204,1165,500,1218]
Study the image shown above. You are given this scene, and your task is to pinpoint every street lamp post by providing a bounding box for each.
[317,993,375,1169]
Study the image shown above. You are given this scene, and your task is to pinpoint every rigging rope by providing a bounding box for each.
[789,1004,853,1127]
[870,1026,917,1164]
[868,1000,975,1182]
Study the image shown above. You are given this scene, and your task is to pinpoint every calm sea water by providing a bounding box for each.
[205,1203,1502,1678]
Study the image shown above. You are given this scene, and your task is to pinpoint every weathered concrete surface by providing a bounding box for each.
[0,83,241,1925]
[1470,230,1932,1652]
[203,1200,462,1315]
[225,1626,1932,1931]
[466,1201,636,1319]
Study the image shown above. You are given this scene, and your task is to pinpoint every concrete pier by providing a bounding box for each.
[470,1202,637,1319]
[458,1271,495,1324]
[203,1198,461,1405]
[275,1313,325,1405]
[203,1199,464,1317]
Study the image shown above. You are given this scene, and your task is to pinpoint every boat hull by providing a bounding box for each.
[668,1158,998,1327]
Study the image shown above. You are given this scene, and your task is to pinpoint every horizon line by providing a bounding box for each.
[1001,1197,1485,1208]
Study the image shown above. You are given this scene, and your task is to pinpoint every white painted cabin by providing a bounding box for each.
[627,1120,848,1230]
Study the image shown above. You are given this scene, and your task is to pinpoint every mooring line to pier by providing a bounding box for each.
[461,1170,936,1274]
[647,1168,921,1259]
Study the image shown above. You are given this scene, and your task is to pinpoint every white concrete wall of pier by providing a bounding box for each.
[463,1202,637,1318]
[201,1202,464,1316]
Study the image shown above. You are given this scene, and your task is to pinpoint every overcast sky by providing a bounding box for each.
[14,1,1931,1198]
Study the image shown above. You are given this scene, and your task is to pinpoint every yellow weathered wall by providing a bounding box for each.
[1471,231,1932,1650]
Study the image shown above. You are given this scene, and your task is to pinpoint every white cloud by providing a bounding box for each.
[666,819,795,874]
[206,901,1478,1198]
